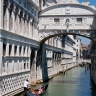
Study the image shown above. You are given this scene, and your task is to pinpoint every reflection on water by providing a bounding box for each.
[17,66,96,96]
[42,67,96,96]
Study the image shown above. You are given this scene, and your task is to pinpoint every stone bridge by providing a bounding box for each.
[77,59,91,65]
[39,0,96,44]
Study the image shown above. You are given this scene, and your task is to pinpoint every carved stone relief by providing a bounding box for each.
[65,6,71,14]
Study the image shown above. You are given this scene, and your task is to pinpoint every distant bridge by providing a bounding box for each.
[77,59,91,65]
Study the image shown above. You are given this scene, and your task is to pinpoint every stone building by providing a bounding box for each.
[0,0,40,95]
[76,37,81,59]
[82,44,88,59]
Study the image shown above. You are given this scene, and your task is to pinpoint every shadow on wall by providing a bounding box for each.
[30,49,35,69]
[36,44,49,82]
[90,17,96,41]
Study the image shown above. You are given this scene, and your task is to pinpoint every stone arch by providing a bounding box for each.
[39,32,94,45]
[26,20,29,36]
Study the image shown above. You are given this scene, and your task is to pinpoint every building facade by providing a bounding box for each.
[76,37,81,59]
[82,44,88,59]
[0,0,40,95]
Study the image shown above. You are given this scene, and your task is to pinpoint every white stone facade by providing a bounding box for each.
[44,35,77,78]
[0,0,39,95]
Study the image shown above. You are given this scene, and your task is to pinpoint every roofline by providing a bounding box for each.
[39,3,95,15]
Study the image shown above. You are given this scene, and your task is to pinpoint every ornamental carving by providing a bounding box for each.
[65,6,71,14]
[39,30,95,42]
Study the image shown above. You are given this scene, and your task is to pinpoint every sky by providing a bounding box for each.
[78,0,96,44]
[79,0,96,6]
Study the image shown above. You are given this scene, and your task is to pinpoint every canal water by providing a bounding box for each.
[18,66,96,96]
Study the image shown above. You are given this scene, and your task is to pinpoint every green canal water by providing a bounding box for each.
[17,66,96,96]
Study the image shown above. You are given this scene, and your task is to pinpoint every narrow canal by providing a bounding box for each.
[18,66,96,96]
[42,66,96,96]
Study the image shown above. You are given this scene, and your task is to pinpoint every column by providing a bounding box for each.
[12,4,18,33]
[13,12,15,33]
[25,60,27,70]
[12,60,14,72]
[5,61,7,73]
[0,0,3,29]
[32,20,34,39]
[29,18,33,38]
[7,7,10,31]
[28,47,31,57]
[21,11,24,35]
[30,50,37,85]
[18,9,22,35]
[21,60,24,71]
[36,65,41,82]
[28,18,31,38]
[28,47,30,69]
[37,49,43,82]
[51,38,53,46]
[18,15,21,35]
[6,43,9,56]
[26,17,29,37]
[0,40,3,75]
[17,45,19,56]
[25,46,27,56]
[11,44,14,56]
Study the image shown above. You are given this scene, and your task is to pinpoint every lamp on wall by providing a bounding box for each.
[65,18,70,32]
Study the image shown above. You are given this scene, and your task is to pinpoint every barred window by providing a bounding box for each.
[77,18,82,24]
[54,18,60,24]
